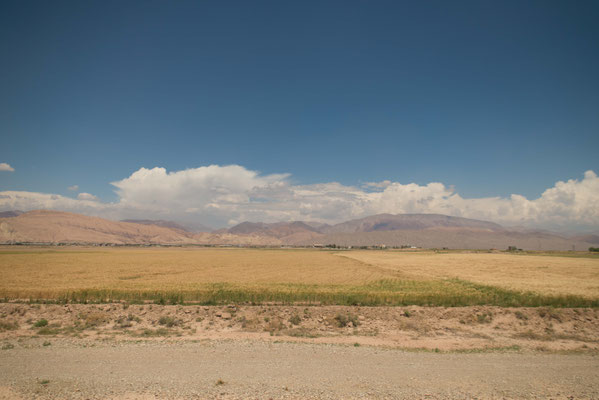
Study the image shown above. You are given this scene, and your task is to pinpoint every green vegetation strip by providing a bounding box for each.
[3,279,597,308]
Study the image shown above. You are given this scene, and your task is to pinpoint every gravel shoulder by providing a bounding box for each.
[1,339,598,399]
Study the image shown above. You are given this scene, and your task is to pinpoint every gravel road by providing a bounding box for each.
[1,340,598,399]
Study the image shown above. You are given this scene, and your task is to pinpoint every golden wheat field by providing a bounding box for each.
[340,251,599,298]
[0,246,597,306]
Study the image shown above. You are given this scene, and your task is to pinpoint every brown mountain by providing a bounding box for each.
[0,210,199,244]
[0,210,280,246]
[121,219,191,232]
[322,213,504,234]
[0,210,596,250]
[121,219,213,233]
[288,214,593,250]
[303,228,595,251]
[226,221,323,243]
[571,234,599,245]
[228,221,319,236]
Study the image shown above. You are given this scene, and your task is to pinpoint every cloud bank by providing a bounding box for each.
[0,165,598,232]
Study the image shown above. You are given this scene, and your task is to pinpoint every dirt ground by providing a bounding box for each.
[1,340,598,399]
[2,303,598,399]
[1,303,598,352]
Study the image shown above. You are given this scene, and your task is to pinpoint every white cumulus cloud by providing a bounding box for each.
[68,185,79,191]
[0,165,598,232]
[0,163,14,172]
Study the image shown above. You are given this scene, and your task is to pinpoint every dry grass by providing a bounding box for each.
[0,247,385,293]
[0,247,597,307]
[340,251,599,299]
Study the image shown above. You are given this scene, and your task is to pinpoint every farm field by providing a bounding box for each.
[340,251,599,298]
[0,246,598,307]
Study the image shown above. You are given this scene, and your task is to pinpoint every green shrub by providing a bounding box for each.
[33,319,48,328]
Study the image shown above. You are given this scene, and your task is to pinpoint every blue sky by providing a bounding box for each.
[1,1,598,230]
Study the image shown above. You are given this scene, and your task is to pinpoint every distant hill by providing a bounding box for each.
[226,221,323,243]
[0,210,23,218]
[228,221,320,236]
[0,210,282,246]
[222,214,594,250]
[304,228,594,251]
[1,210,596,250]
[571,234,599,245]
[0,210,199,245]
[321,213,504,234]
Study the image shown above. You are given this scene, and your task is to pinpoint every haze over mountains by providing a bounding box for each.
[1,210,597,251]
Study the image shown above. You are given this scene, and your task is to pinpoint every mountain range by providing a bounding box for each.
[1,209,597,250]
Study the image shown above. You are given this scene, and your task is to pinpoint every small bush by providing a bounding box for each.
[476,313,493,324]
[537,308,562,322]
[1,343,15,350]
[37,327,60,335]
[158,316,179,327]
[514,311,528,321]
[334,314,348,327]
[80,312,109,328]
[265,318,285,333]
[289,314,302,325]
[140,328,170,337]
[128,314,141,323]
[334,313,360,328]
[216,379,225,386]
[0,319,19,331]
[284,327,319,338]
[34,319,49,328]
[115,317,133,329]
